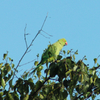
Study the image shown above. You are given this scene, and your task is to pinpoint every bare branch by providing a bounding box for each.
[27,49,31,53]
[40,33,50,39]
[42,30,53,37]
[24,24,28,48]
[41,13,48,29]
[29,76,51,99]
[19,59,36,67]
[12,14,48,81]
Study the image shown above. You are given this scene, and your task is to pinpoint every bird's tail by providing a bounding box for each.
[29,63,41,76]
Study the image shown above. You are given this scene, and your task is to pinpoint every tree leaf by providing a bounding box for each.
[3,54,7,60]
[37,54,39,57]
[94,58,97,64]
[12,64,14,68]
[75,50,78,54]
[1,78,6,88]
[73,55,75,60]
[0,63,3,69]
[37,71,41,78]
[67,50,70,54]
[9,79,13,89]
[34,61,39,66]
[5,63,11,72]
[73,65,78,71]
[7,93,14,100]
[63,50,66,54]
[84,58,87,60]
[9,57,12,61]
[23,94,29,100]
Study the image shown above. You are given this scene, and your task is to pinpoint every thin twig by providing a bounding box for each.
[12,14,48,81]
[24,24,28,48]
[40,33,50,39]
[41,13,48,29]
[19,59,36,67]
[42,30,53,37]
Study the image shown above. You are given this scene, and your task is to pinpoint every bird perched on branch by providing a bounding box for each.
[29,38,67,75]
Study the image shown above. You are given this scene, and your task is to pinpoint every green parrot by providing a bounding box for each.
[29,38,67,75]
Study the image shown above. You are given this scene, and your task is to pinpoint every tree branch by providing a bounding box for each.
[24,24,28,48]
[29,76,50,100]
[12,14,48,81]
[19,59,36,67]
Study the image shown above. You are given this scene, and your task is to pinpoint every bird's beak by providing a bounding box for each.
[65,42,68,45]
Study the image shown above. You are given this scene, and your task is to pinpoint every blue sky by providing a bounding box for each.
[0,1,100,99]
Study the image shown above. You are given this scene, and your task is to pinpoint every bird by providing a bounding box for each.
[29,38,67,75]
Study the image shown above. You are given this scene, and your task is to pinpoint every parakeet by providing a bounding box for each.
[29,38,67,75]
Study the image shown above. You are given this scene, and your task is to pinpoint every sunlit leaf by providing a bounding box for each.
[73,55,75,60]
[86,92,91,97]
[1,78,6,88]
[67,50,70,54]
[97,63,99,66]
[90,77,93,83]
[0,63,3,69]
[22,72,28,79]
[0,92,3,97]
[84,58,87,60]
[73,65,78,71]
[37,71,41,78]
[65,69,72,76]
[75,50,78,54]
[3,54,7,60]
[12,64,14,68]
[40,94,44,99]
[9,57,12,61]
[23,94,29,100]
[44,69,50,75]
[94,58,97,64]
[34,61,39,66]
[6,93,14,100]
[89,69,93,74]
[5,63,11,72]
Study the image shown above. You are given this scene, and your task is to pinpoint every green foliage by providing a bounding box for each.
[0,50,100,100]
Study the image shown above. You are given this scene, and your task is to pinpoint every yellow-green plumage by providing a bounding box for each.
[29,38,67,75]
